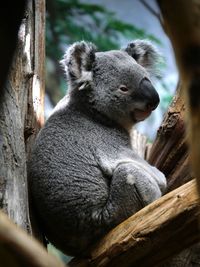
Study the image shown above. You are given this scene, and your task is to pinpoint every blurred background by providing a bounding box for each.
[46,0,178,261]
[46,0,178,141]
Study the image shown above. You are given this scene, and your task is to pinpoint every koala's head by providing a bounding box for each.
[61,40,161,129]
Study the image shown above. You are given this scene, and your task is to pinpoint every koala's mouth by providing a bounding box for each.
[131,108,152,122]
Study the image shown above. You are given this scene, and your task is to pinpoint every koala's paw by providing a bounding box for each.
[150,166,167,194]
[121,162,165,205]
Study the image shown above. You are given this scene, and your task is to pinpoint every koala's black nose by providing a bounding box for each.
[139,78,160,110]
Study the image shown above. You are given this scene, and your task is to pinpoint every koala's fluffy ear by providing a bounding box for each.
[123,40,161,77]
[60,41,97,90]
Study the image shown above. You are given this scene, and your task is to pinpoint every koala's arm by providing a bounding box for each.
[94,153,166,227]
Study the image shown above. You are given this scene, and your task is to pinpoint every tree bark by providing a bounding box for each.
[69,180,200,267]
[0,0,45,233]
[0,1,68,266]
[157,0,200,205]
[148,84,193,192]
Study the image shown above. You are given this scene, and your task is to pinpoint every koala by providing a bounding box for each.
[28,40,166,257]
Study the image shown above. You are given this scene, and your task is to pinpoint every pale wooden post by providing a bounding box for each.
[0,0,45,232]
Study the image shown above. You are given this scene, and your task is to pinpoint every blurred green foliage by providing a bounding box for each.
[46,0,161,60]
[46,0,162,105]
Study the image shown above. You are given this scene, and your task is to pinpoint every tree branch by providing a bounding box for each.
[69,180,200,267]
[148,83,192,192]
[0,211,66,267]
[139,0,163,27]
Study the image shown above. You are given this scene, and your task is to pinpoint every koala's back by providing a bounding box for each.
[28,104,130,256]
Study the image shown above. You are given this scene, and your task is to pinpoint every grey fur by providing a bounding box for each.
[123,39,161,78]
[28,40,166,256]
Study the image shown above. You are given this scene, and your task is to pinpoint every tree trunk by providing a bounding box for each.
[148,84,193,192]
[0,0,45,233]
[0,1,67,266]
[157,0,200,205]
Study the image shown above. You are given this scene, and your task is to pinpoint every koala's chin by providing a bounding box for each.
[131,108,152,122]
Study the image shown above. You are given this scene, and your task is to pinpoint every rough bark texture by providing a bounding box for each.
[148,85,193,192]
[0,1,68,266]
[25,0,45,158]
[0,0,45,233]
[69,180,200,267]
[157,0,200,206]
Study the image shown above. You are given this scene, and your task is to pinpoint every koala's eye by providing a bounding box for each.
[119,85,129,93]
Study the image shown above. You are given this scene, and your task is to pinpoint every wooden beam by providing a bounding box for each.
[0,0,45,234]
[69,180,200,267]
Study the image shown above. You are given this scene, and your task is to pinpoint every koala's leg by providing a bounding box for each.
[97,162,166,227]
